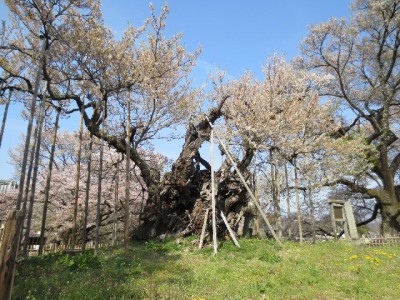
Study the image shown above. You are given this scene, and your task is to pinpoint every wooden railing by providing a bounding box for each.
[360,234,400,247]
[26,241,110,255]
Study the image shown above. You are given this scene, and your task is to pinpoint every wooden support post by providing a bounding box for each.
[39,108,61,255]
[199,209,209,249]
[210,129,218,255]
[95,101,106,255]
[329,203,338,241]
[198,107,282,246]
[0,210,24,300]
[124,91,131,254]
[72,95,85,250]
[113,156,120,246]
[82,133,93,252]
[16,38,47,210]
[293,158,303,244]
[213,132,283,247]
[221,212,240,248]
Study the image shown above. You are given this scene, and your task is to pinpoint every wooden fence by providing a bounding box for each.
[26,241,109,255]
[1,220,112,258]
[360,234,400,247]
[0,211,115,300]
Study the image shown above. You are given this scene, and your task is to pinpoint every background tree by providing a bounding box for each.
[1,130,165,244]
[222,55,371,239]
[301,0,400,233]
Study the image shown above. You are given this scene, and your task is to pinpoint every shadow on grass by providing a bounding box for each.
[13,239,191,300]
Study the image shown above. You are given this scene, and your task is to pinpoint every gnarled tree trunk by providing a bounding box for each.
[79,96,260,240]
[133,111,257,240]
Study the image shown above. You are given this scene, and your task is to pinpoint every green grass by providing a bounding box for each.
[13,238,400,299]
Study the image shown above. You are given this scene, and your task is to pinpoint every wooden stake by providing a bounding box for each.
[293,158,303,244]
[82,133,93,251]
[16,38,47,210]
[124,91,131,253]
[211,129,218,255]
[284,164,292,239]
[253,155,266,238]
[271,152,282,239]
[329,203,338,240]
[21,120,39,218]
[23,87,47,257]
[305,154,316,244]
[72,95,85,249]
[221,212,240,248]
[113,156,120,246]
[213,131,283,247]
[39,108,61,255]
[95,101,106,255]
[199,208,209,249]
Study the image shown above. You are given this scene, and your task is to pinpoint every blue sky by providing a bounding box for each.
[0,1,351,179]
[101,1,351,78]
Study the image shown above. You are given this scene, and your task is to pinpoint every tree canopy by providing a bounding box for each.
[1,0,400,241]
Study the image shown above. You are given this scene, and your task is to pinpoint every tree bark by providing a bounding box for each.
[380,201,400,234]
[132,107,227,240]
[81,99,260,241]
[379,145,400,233]
[132,106,259,240]
[334,152,400,234]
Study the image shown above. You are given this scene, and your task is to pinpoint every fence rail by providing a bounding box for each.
[26,241,110,255]
[1,224,112,257]
[360,234,400,247]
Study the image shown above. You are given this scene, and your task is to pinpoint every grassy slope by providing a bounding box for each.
[13,238,400,299]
